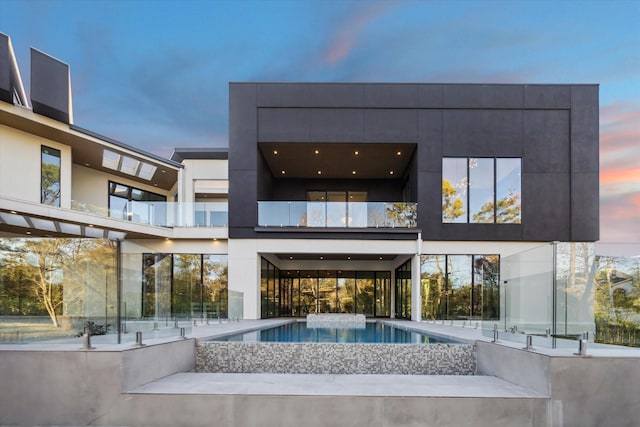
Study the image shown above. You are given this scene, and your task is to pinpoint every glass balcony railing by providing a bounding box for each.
[257,201,417,228]
[71,200,228,228]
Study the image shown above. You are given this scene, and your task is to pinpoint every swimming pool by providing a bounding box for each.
[209,321,462,344]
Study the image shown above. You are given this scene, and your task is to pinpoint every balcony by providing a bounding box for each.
[257,201,417,228]
[71,200,228,228]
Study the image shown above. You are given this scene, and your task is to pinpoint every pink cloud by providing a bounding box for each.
[324,2,393,65]
[600,167,640,185]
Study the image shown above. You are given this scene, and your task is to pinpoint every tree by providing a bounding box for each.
[41,162,61,206]
[442,180,465,222]
[472,190,521,223]
[1,238,116,327]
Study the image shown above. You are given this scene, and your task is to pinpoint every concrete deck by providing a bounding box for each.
[131,372,547,398]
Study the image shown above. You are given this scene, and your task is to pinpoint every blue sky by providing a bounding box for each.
[1,0,638,243]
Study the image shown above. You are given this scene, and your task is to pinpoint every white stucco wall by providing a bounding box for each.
[0,124,71,208]
[178,159,228,204]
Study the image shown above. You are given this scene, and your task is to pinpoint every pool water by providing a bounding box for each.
[210,321,461,344]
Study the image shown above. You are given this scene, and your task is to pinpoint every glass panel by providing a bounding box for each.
[356,272,375,316]
[348,192,367,228]
[280,277,291,316]
[172,254,201,318]
[496,158,521,223]
[375,272,391,317]
[442,158,467,223]
[593,246,640,346]
[142,254,172,319]
[474,255,500,320]
[0,238,117,343]
[109,196,128,220]
[299,272,317,314]
[261,259,268,318]
[268,264,275,317]
[203,255,228,319]
[447,255,472,319]
[306,202,326,227]
[500,244,554,336]
[318,271,337,312]
[469,158,495,223]
[108,181,166,223]
[421,255,447,320]
[395,261,411,319]
[258,202,292,227]
[337,271,355,313]
[289,274,300,316]
[326,192,346,227]
[41,146,61,207]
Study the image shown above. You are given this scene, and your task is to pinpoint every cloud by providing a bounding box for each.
[600,192,640,242]
[600,101,640,192]
[323,1,394,65]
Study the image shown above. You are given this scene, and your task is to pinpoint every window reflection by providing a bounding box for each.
[260,261,391,318]
[421,254,500,320]
[41,146,61,207]
[442,158,467,223]
[442,158,521,224]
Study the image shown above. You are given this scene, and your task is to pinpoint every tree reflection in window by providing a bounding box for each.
[442,158,521,224]
[41,146,61,207]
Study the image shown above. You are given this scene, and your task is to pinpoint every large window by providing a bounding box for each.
[442,158,521,223]
[143,253,228,319]
[41,146,61,207]
[395,260,412,320]
[109,181,166,225]
[421,254,499,320]
[260,259,390,318]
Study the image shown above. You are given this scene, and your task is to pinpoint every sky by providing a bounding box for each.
[0,0,638,244]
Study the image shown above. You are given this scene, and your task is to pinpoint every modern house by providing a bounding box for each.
[5,32,640,427]
[226,81,599,329]
[1,32,601,336]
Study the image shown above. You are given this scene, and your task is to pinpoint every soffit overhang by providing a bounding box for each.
[258,142,416,180]
[0,102,180,190]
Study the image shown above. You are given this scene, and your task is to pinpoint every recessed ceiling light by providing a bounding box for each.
[314,150,319,154]
[273,150,278,155]
[88,224,94,227]
[347,256,351,260]
[281,170,286,174]
[379,256,383,260]
[161,170,166,173]
[165,237,170,241]
[352,170,356,175]
[317,170,322,175]
[289,256,294,260]
[26,231,31,235]
[84,163,90,167]
[10,211,17,214]
[154,183,158,186]
[396,151,402,156]
[354,151,359,155]
[320,256,324,260]
[389,171,394,175]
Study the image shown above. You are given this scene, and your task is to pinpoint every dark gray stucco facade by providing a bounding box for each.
[229,83,599,242]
